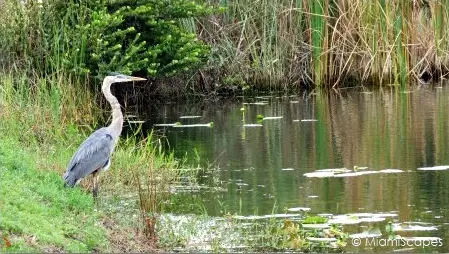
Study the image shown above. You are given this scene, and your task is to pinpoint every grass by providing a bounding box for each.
[0,137,107,252]
[0,70,190,251]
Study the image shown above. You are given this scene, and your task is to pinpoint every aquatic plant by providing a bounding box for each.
[200,0,449,89]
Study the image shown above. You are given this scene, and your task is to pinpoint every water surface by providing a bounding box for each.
[127,86,449,252]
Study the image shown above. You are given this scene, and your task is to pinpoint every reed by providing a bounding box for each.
[201,0,449,89]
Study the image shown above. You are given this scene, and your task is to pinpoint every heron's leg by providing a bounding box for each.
[92,171,100,198]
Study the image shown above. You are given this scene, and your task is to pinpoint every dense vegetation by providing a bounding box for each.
[200,0,449,90]
[3,0,449,97]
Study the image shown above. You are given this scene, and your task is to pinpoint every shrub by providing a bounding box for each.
[0,0,215,79]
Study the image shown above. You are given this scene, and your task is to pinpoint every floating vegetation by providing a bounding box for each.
[232,214,302,220]
[179,116,202,119]
[153,122,182,127]
[353,166,369,171]
[242,102,269,105]
[391,222,439,232]
[173,122,214,128]
[304,167,405,178]
[359,217,386,223]
[347,213,398,218]
[302,224,331,229]
[397,236,443,241]
[328,215,362,225]
[255,96,272,100]
[263,116,283,120]
[243,124,263,127]
[379,169,404,173]
[303,171,335,178]
[293,119,318,122]
[282,220,348,250]
[333,171,379,177]
[417,165,449,171]
[317,168,352,173]
[287,207,311,212]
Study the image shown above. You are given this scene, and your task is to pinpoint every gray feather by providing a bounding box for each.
[63,127,115,187]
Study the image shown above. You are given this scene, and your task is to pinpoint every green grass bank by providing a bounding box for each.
[0,71,183,251]
[0,137,108,252]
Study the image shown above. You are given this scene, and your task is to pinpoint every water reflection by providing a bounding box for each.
[127,86,449,252]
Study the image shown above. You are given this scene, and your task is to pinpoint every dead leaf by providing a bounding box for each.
[3,236,11,248]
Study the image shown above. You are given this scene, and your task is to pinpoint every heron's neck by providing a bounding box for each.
[102,80,123,140]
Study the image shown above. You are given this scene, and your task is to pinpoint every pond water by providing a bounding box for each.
[126,85,449,252]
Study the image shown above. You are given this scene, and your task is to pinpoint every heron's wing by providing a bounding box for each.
[63,128,115,186]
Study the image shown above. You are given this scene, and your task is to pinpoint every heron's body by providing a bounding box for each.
[63,127,114,187]
[63,74,146,197]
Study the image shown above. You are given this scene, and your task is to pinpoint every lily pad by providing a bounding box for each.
[233,215,265,220]
[391,222,438,232]
[359,217,386,223]
[317,168,351,173]
[328,215,362,225]
[127,120,145,124]
[379,169,404,173]
[243,124,263,127]
[242,102,268,105]
[180,116,202,119]
[334,171,378,177]
[417,165,449,171]
[302,224,331,229]
[348,213,396,218]
[307,237,337,242]
[153,123,179,127]
[354,166,369,170]
[263,116,283,120]
[304,172,335,178]
[264,214,302,219]
[372,213,398,218]
[397,236,442,241]
[173,123,214,128]
[333,172,364,177]
[287,207,311,212]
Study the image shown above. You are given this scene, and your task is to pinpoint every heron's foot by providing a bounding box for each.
[92,187,99,198]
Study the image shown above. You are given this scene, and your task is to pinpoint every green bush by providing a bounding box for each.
[0,0,214,79]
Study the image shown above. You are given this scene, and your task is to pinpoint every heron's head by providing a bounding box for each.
[106,72,147,83]
[102,73,146,92]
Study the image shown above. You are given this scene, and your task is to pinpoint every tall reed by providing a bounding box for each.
[201,0,449,89]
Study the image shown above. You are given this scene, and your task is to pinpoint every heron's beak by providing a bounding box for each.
[127,76,147,81]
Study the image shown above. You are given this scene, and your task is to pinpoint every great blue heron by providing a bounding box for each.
[63,74,146,197]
